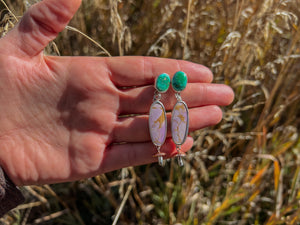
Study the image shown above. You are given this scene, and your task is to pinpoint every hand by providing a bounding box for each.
[0,0,234,185]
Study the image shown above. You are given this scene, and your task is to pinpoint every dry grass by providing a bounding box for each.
[1,0,300,224]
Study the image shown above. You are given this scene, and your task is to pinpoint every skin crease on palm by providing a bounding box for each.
[0,0,234,186]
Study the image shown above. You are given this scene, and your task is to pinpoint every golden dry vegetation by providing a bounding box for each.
[1,0,300,224]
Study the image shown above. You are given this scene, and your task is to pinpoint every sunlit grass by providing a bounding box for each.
[1,0,300,224]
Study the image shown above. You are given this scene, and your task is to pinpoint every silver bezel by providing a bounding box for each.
[149,100,167,147]
[171,101,189,145]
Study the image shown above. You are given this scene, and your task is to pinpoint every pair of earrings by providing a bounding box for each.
[149,71,189,167]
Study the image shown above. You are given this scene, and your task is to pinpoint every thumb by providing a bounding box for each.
[4,0,81,57]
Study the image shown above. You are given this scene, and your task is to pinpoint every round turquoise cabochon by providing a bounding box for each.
[172,71,187,92]
[155,73,170,93]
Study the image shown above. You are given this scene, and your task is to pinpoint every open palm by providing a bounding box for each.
[0,0,234,185]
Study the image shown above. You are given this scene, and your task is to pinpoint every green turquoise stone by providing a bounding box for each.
[172,71,187,92]
[155,73,170,93]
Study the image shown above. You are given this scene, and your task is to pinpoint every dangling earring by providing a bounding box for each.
[171,71,189,167]
[149,73,170,166]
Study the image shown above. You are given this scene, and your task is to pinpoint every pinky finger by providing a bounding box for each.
[99,137,194,173]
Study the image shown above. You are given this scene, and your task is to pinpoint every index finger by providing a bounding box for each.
[105,56,213,87]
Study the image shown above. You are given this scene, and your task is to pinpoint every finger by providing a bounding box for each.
[112,106,222,143]
[99,137,193,174]
[119,83,234,114]
[106,56,213,87]
[3,0,81,57]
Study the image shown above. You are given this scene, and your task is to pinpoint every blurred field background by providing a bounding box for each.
[1,0,300,224]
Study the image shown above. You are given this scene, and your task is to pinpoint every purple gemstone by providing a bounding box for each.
[149,101,167,147]
[171,101,189,145]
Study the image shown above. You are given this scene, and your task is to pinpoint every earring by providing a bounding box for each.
[171,71,189,167]
[149,73,170,166]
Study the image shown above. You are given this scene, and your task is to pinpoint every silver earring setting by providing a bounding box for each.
[171,71,189,167]
[149,73,170,166]
[149,71,189,167]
